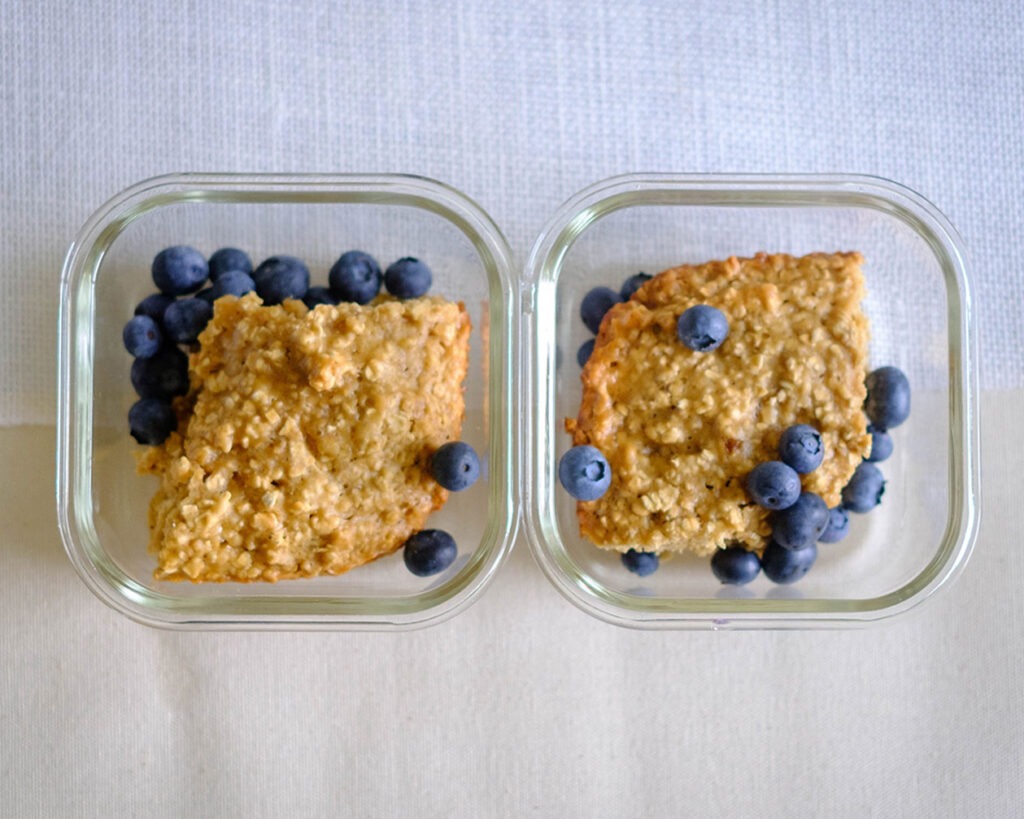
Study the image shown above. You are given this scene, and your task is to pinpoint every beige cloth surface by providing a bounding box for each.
[2,394,1022,817]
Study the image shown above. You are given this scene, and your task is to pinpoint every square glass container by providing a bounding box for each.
[58,174,517,629]
[523,174,979,629]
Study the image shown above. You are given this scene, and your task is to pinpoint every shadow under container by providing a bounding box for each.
[58,174,518,629]
[523,174,979,629]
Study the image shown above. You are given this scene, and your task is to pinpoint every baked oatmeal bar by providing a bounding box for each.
[137,292,471,581]
[565,252,872,555]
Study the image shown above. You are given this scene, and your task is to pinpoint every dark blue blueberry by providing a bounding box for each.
[771,492,830,550]
[211,271,256,300]
[711,546,761,585]
[134,293,175,324]
[620,272,651,300]
[621,549,659,577]
[163,297,213,344]
[208,247,253,281]
[302,286,338,309]
[122,315,162,359]
[431,441,480,491]
[253,255,310,305]
[384,257,432,299]
[841,462,886,513]
[676,304,729,352]
[128,398,177,445]
[819,506,850,543]
[329,250,382,304]
[130,346,189,399]
[761,540,817,585]
[195,287,215,303]
[558,445,612,501]
[577,338,595,368]
[746,461,801,510]
[778,424,824,474]
[865,366,911,430]
[866,424,893,463]
[151,246,208,295]
[579,287,622,334]
[402,529,458,577]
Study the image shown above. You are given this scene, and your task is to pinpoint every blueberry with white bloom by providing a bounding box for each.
[431,441,480,491]
[778,424,824,473]
[619,272,651,300]
[128,398,177,445]
[329,250,382,304]
[253,255,310,305]
[676,304,729,352]
[122,315,162,358]
[761,540,817,585]
[384,257,432,299]
[130,346,189,399]
[865,366,911,430]
[771,492,830,550]
[841,462,886,513]
[211,271,256,300]
[711,546,761,585]
[208,247,252,281]
[134,293,175,323]
[163,297,213,344]
[622,549,659,577]
[577,338,595,368]
[865,424,893,463]
[746,461,801,510]
[818,506,850,543]
[403,529,458,577]
[579,287,622,334]
[151,246,208,295]
[558,445,612,501]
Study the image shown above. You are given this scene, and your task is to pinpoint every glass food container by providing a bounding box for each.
[58,174,517,629]
[523,174,978,629]
[58,172,978,629]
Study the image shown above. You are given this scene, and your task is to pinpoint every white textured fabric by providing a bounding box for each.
[2,0,1024,424]
[3,1,1024,816]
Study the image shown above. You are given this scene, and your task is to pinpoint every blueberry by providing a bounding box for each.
[134,293,175,323]
[577,338,595,368]
[151,246,208,295]
[128,398,177,445]
[619,272,651,300]
[431,441,480,491]
[302,286,339,309]
[402,529,458,577]
[710,546,761,585]
[746,461,801,510]
[819,506,850,543]
[761,540,817,584]
[329,250,383,304]
[558,445,612,501]
[579,287,622,334]
[621,549,659,577]
[211,271,256,300]
[130,346,189,399]
[195,286,215,303]
[778,424,824,474]
[122,315,162,358]
[841,462,886,513]
[865,366,911,430]
[676,304,729,352]
[866,424,893,463]
[384,257,432,299]
[208,247,252,281]
[163,297,213,344]
[771,492,829,550]
[253,255,310,305]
